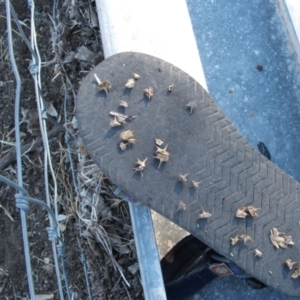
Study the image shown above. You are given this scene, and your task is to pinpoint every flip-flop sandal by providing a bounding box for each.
[76,52,300,297]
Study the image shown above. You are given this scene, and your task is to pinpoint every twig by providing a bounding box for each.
[122,281,132,300]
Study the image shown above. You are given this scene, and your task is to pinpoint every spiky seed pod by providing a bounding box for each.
[98,80,112,95]
[94,74,112,95]
[239,234,252,244]
[120,130,134,141]
[119,142,128,151]
[176,200,187,212]
[125,78,135,89]
[291,263,300,279]
[116,116,127,124]
[198,207,212,219]
[155,145,169,154]
[154,152,169,169]
[247,205,260,217]
[178,173,188,183]
[191,180,201,189]
[135,158,148,168]
[185,101,197,114]
[236,207,248,218]
[270,228,294,249]
[285,259,297,270]
[254,249,262,258]
[143,87,154,100]
[119,100,128,108]
[127,138,136,145]
[285,236,294,246]
[230,235,240,245]
[155,139,163,146]
[132,73,140,80]
[110,116,121,127]
[154,145,170,169]
[133,158,148,176]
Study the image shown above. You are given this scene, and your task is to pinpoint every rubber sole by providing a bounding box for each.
[76,52,300,297]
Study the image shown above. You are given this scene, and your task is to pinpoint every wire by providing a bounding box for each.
[28,0,68,298]
[4,1,97,298]
[5,1,35,298]
[64,92,93,300]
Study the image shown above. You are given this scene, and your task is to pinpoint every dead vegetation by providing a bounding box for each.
[0,0,143,298]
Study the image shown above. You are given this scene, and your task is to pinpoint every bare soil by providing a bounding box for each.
[0,1,143,299]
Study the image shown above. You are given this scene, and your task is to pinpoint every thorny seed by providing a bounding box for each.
[191,180,201,189]
[236,206,260,218]
[154,145,170,169]
[285,259,297,270]
[94,74,111,95]
[144,87,154,100]
[178,173,189,183]
[110,116,122,127]
[127,138,137,145]
[198,207,212,219]
[239,234,252,244]
[135,158,148,168]
[110,111,136,121]
[291,263,300,279]
[132,73,140,80]
[119,100,128,108]
[133,158,148,176]
[99,81,112,95]
[185,101,197,114]
[247,205,260,217]
[236,207,248,218]
[168,84,174,91]
[230,235,240,246]
[155,145,169,154]
[116,116,127,124]
[125,78,135,89]
[154,152,169,169]
[176,200,187,212]
[155,139,164,146]
[254,249,262,258]
[270,228,294,249]
[285,236,295,246]
[120,130,134,141]
[119,142,128,151]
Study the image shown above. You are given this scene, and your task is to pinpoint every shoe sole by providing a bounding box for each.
[76,52,300,297]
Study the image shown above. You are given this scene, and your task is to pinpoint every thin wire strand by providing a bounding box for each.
[5,1,35,298]
[64,92,93,300]
[30,1,66,299]
[5,1,99,298]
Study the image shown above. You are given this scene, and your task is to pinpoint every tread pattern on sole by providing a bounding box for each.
[76,52,300,296]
